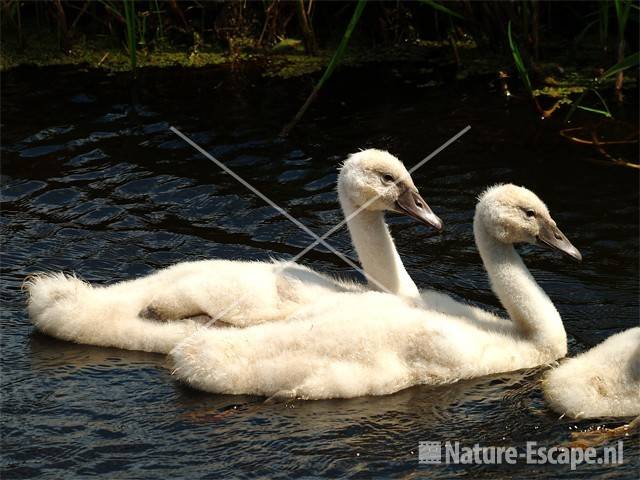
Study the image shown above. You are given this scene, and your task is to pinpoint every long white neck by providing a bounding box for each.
[339,192,420,299]
[473,217,566,356]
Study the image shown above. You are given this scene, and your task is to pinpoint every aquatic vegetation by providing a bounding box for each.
[0,31,229,71]
[122,0,137,71]
[280,0,366,136]
[564,51,640,123]
[507,21,532,96]
[417,0,464,21]
[613,0,633,99]
[1,1,637,164]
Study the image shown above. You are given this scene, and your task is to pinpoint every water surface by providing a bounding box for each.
[1,64,638,479]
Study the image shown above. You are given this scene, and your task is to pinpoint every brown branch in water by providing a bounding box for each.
[97,52,110,67]
[559,127,639,169]
[540,99,562,119]
[590,130,638,169]
[168,0,190,31]
[559,127,639,145]
[297,0,318,55]
[99,1,125,25]
[280,84,321,137]
[449,34,460,66]
[14,0,23,49]
[531,0,539,61]
[70,1,90,32]
[591,129,614,159]
[559,129,600,145]
[615,38,625,103]
[52,0,67,37]
[281,8,296,34]
[257,1,278,47]
[51,0,78,51]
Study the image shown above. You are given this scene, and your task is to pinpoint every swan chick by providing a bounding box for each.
[25,149,442,353]
[170,184,582,399]
[543,327,640,418]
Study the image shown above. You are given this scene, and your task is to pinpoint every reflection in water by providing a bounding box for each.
[1,65,638,479]
[28,332,165,372]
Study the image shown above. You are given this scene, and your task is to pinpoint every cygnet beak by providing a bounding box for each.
[537,219,582,261]
[395,188,443,231]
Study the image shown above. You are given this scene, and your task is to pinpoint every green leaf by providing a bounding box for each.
[614,0,631,32]
[316,0,367,90]
[601,51,640,79]
[123,0,137,71]
[417,0,465,20]
[591,88,611,117]
[567,51,638,122]
[280,0,367,136]
[564,89,588,123]
[576,105,611,117]
[507,21,532,94]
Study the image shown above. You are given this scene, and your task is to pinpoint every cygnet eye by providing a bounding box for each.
[525,209,536,218]
[382,173,395,183]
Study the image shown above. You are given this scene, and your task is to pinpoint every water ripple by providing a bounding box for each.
[1,65,637,480]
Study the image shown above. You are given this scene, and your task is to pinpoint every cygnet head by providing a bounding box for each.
[476,184,581,260]
[338,149,443,230]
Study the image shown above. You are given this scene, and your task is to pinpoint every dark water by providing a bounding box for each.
[1,63,638,479]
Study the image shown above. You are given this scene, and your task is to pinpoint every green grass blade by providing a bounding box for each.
[564,69,622,123]
[591,88,611,117]
[99,0,124,22]
[153,0,164,41]
[564,89,588,123]
[614,0,631,32]
[123,0,137,71]
[576,105,611,117]
[614,0,623,25]
[280,0,367,136]
[417,0,465,20]
[315,0,367,90]
[507,21,532,94]
[601,51,640,79]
